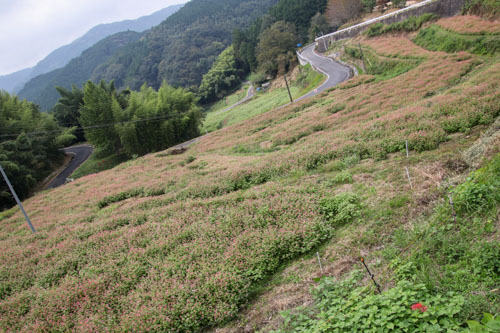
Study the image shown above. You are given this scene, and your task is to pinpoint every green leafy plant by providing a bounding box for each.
[274,271,465,332]
[333,170,353,184]
[319,192,361,225]
[452,156,500,216]
[464,313,500,332]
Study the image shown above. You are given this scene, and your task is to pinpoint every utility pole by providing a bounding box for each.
[284,74,293,104]
[0,164,36,233]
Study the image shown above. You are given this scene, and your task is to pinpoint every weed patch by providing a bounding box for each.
[366,14,440,37]
[326,103,346,114]
[275,271,464,332]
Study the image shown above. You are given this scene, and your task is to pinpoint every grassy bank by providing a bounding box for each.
[202,64,324,133]
[204,83,251,114]
[71,148,128,179]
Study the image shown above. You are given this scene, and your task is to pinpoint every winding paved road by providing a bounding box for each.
[182,44,351,148]
[46,145,93,189]
[46,45,350,185]
[296,44,351,101]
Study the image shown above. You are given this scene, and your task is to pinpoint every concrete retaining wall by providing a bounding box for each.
[316,0,466,52]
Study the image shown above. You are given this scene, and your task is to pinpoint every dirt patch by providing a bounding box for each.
[260,141,273,150]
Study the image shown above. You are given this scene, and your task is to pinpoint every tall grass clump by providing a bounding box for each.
[463,0,500,19]
[414,25,500,55]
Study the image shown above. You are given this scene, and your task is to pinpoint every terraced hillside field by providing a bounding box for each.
[1,15,499,332]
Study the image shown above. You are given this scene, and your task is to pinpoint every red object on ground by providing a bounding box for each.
[411,303,428,312]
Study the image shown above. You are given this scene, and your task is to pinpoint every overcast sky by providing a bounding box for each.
[0,0,188,75]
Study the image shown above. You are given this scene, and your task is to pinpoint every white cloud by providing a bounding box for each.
[0,0,187,75]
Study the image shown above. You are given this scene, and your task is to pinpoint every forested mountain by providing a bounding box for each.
[0,4,183,94]
[91,0,280,90]
[18,31,142,111]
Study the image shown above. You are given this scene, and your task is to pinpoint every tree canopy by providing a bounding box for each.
[79,81,203,157]
[198,46,244,104]
[256,21,298,76]
[0,92,65,210]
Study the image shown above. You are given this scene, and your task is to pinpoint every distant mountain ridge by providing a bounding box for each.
[19,31,143,110]
[92,0,280,89]
[18,0,279,110]
[0,4,183,94]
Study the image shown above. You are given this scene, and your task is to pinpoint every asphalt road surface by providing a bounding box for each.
[46,145,93,189]
[296,44,351,101]
[45,46,350,185]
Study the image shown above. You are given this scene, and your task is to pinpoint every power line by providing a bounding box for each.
[0,113,183,139]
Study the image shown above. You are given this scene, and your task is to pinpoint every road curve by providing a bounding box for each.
[45,51,348,188]
[181,44,352,149]
[296,44,351,101]
[46,145,93,189]
[212,84,255,116]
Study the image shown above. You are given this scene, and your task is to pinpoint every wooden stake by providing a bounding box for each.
[317,252,324,274]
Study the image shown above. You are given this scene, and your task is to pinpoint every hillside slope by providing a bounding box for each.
[0,4,183,94]
[91,0,279,90]
[1,15,499,332]
[18,31,142,110]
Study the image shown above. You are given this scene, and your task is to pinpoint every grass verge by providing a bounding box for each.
[71,148,128,179]
[204,84,251,114]
[366,13,440,37]
[202,65,324,133]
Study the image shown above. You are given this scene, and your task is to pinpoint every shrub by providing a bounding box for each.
[363,0,376,13]
[303,152,337,171]
[333,170,353,184]
[392,0,406,8]
[319,192,361,225]
[184,155,196,165]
